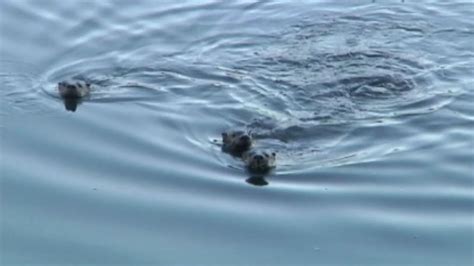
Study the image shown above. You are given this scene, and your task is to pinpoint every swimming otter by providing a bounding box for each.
[58,80,90,98]
[58,80,91,112]
[242,150,276,172]
[222,130,252,155]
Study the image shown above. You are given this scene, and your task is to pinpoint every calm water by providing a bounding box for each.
[1,0,473,265]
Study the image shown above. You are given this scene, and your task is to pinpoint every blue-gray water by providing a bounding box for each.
[1,0,473,265]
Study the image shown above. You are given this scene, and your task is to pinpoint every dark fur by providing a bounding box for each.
[222,130,253,155]
[58,80,90,98]
[242,150,276,173]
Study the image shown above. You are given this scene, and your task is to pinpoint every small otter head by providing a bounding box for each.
[222,130,252,154]
[58,80,90,98]
[243,150,276,173]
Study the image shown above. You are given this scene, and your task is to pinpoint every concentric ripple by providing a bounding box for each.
[1,0,473,265]
[196,9,469,172]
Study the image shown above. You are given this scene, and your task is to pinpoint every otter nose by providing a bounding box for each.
[239,135,251,146]
[254,155,263,161]
[240,135,250,142]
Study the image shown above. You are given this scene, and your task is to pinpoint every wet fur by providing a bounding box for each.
[222,130,253,155]
[58,80,91,98]
[242,150,276,172]
[57,80,91,112]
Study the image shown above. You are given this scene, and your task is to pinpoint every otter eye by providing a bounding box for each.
[272,152,276,157]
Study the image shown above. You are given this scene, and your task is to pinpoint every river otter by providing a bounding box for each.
[242,150,276,172]
[58,80,91,112]
[58,80,90,98]
[222,130,252,155]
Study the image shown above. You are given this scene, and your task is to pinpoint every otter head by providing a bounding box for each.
[243,150,276,172]
[58,80,90,98]
[222,130,252,154]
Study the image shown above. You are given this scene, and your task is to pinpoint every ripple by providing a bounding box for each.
[0,60,51,115]
[1,0,473,264]
[212,9,469,173]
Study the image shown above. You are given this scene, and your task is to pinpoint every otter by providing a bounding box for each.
[57,80,91,112]
[58,80,90,98]
[242,150,276,173]
[222,130,277,173]
[222,130,253,155]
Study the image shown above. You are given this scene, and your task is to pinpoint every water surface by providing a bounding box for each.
[1,0,473,265]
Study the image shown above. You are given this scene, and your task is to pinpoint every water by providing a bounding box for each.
[1,0,473,265]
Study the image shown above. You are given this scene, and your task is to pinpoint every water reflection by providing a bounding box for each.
[246,175,269,187]
[245,167,274,187]
[62,97,82,112]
